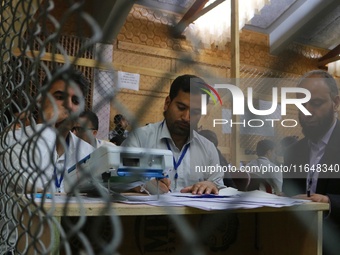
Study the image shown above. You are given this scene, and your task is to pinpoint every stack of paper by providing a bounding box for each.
[116,187,308,211]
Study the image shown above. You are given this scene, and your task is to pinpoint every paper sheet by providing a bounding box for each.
[28,188,308,212]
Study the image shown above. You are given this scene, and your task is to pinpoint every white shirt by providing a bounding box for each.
[121,121,225,191]
[1,123,95,193]
[0,124,95,253]
[246,157,283,194]
[95,138,116,149]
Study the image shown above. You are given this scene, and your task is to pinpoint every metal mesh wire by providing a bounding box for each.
[0,1,115,254]
[0,1,331,255]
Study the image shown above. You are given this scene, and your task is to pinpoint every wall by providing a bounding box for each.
[112,5,329,163]
[30,3,330,163]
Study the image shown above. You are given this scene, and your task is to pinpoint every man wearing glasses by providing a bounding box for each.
[72,110,114,148]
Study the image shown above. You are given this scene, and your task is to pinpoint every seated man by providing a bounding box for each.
[109,114,129,140]
[283,70,340,255]
[246,139,282,194]
[0,67,96,254]
[122,74,225,194]
[73,110,114,148]
[1,67,95,194]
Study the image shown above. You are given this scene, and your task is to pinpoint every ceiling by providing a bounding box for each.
[135,0,340,66]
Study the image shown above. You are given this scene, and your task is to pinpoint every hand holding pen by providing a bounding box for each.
[293,193,329,203]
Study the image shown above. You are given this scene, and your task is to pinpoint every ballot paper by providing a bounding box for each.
[116,188,308,211]
[29,187,308,211]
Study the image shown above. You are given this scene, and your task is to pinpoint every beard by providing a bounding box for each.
[299,108,335,142]
[167,120,191,137]
[164,111,193,137]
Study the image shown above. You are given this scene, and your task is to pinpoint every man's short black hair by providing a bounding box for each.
[114,114,125,125]
[79,110,99,130]
[298,70,339,100]
[42,67,90,97]
[256,139,275,157]
[169,74,210,100]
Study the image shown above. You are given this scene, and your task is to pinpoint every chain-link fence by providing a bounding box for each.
[0,1,335,255]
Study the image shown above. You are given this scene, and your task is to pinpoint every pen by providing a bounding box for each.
[35,194,53,199]
[307,179,312,197]
[164,175,172,192]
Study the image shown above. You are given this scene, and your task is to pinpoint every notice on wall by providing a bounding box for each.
[116,71,140,91]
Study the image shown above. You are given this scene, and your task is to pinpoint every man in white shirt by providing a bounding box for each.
[72,110,114,148]
[108,114,129,140]
[1,68,95,194]
[246,139,282,194]
[122,74,225,194]
[0,67,96,254]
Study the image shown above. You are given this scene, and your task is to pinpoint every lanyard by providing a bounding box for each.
[165,139,190,186]
[161,120,190,188]
[54,134,70,192]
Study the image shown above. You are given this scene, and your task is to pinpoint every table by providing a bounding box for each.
[17,197,329,255]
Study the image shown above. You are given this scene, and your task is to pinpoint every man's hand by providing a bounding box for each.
[130,178,171,194]
[180,181,218,195]
[293,193,330,203]
[143,178,171,194]
[155,178,171,193]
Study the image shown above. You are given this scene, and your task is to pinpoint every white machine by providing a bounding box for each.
[64,145,173,194]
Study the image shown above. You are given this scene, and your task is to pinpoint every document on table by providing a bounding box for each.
[116,187,308,211]
[27,187,308,211]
